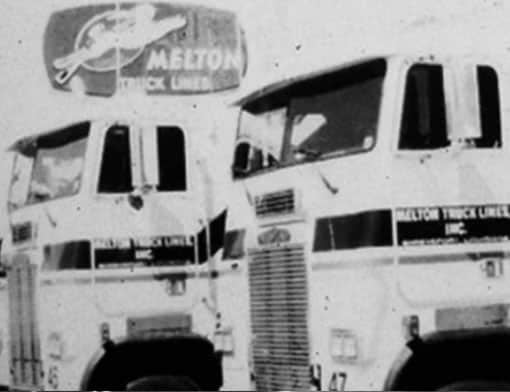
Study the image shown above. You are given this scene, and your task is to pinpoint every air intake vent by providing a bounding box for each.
[254,189,295,218]
[11,222,35,244]
[248,244,309,391]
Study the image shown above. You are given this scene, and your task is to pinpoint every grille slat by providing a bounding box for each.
[8,256,42,389]
[250,248,304,256]
[250,271,305,279]
[249,288,308,297]
[249,244,309,391]
[253,346,310,355]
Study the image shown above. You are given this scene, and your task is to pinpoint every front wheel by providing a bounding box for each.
[438,380,510,391]
[126,375,200,391]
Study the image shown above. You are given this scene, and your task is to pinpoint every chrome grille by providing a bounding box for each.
[8,254,42,389]
[248,244,309,391]
[254,189,295,218]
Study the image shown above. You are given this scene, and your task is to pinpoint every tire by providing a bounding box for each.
[438,379,510,391]
[126,375,201,391]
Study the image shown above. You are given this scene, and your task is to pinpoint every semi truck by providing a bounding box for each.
[224,53,510,391]
[0,1,248,390]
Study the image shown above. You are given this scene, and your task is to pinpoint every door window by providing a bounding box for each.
[399,64,448,150]
[476,65,501,148]
[398,63,502,150]
[98,125,133,193]
[157,126,186,191]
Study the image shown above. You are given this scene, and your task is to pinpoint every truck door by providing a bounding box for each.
[392,60,510,306]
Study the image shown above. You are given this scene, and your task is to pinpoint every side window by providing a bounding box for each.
[98,125,133,193]
[157,126,186,191]
[476,65,501,148]
[399,64,448,150]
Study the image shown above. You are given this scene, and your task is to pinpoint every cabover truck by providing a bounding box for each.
[1,107,237,391]
[0,1,249,389]
[224,53,510,391]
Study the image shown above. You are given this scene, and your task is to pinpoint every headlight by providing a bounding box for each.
[330,329,359,361]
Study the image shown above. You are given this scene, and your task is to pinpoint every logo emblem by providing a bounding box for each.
[45,3,246,95]
[53,4,186,85]
[258,227,291,246]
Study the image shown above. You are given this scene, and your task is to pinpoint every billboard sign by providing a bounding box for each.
[44,3,247,96]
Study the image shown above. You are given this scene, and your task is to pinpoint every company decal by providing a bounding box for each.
[93,209,226,268]
[258,226,291,246]
[44,3,247,96]
[93,235,194,268]
[396,204,510,246]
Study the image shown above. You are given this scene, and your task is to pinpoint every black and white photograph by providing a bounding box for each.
[0,0,510,390]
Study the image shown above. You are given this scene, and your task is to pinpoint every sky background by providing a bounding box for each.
[1,0,509,148]
[0,0,509,198]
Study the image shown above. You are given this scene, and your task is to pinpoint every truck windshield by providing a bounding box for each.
[9,122,89,210]
[234,59,386,177]
[97,125,186,193]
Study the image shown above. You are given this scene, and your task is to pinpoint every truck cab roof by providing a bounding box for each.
[235,52,507,108]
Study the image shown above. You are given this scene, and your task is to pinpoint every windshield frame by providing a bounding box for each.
[8,122,91,211]
[233,58,387,179]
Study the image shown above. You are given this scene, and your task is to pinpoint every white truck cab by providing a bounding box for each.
[1,107,234,391]
[0,0,247,389]
[225,53,510,391]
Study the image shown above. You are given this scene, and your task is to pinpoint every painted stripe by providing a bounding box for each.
[313,210,393,251]
[38,209,228,272]
[312,256,393,271]
[42,241,90,270]
[399,251,510,265]
[313,204,510,253]
[39,268,241,286]
[197,209,227,263]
